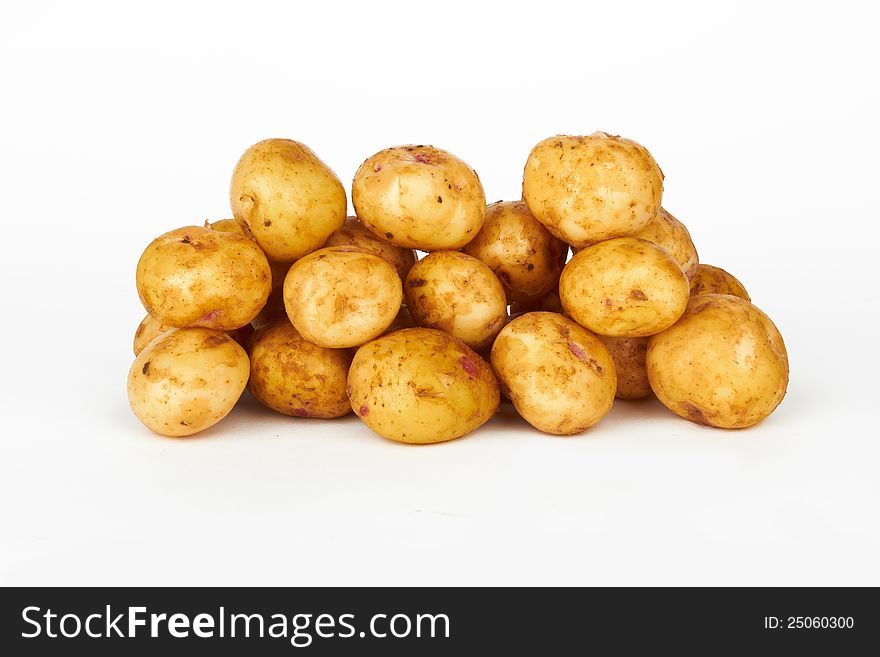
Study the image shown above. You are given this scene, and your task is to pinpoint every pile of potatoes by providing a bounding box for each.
[128,133,788,442]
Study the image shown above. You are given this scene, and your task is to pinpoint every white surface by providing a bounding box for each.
[1,0,878,586]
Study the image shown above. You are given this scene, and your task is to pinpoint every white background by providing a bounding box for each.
[1,0,878,586]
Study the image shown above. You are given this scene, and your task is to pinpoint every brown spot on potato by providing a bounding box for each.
[385,232,394,239]
[291,408,311,418]
[437,195,443,203]
[630,289,648,301]
[682,402,711,425]
[526,263,534,271]
[142,361,151,375]
[407,278,427,287]
[358,404,369,416]
[180,236,192,244]
[263,219,272,227]
[204,334,229,347]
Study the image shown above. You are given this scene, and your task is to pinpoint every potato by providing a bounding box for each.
[522,132,664,246]
[559,237,689,337]
[647,294,788,428]
[491,312,616,434]
[630,207,698,278]
[352,145,486,250]
[348,328,499,444]
[133,314,174,356]
[598,335,651,400]
[204,218,242,234]
[404,251,507,351]
[136,226,271,331]
[230,138,347,262]
[689,264,750,301]
[324,216,417,281]
[509,288,565,315]
[283,246,402,348]
[248,319,352,418]
[127,328,249,437]
[461,200,568,304]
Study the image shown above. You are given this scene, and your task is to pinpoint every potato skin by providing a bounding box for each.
[324,216,417,281]
[559,237,689,337]
[349,328,499,444]
[136,226,272,331]
[248,320,352,418]
[491,312,616,435]
[689,264,750,301]
[283,246,402,348]
[128,328,249,437]
[598,335,652,400]
[647,294,788,428]
[462,200,568,304]
[133,314,174,356]
[404,251,507,351]
[352,145,486,250]
[522,132,664,246]
[630,207,698,278]
[230,138,347,262]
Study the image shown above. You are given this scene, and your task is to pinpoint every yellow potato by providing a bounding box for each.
[630,207,699,278]
[133,314,174,356]
[127,328,249,437]
[689,264,750,301]
[598,335,652,400]
[352,145,486,250]
[404,251,507,351]
[647,294,788,428]
[348,328,499,444]
[204,218,243,234]
[559,237,689,337]
[324,216,417,281]
[491,312,616,434]
[230,138,347,262]
[136,226,272,331]
[462,200,568,304]
[522,132,664,246]
[248,319,352,418]
[283,246,402,348]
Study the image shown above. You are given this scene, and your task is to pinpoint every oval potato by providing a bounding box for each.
[689,264,750,301]
[133,314,174,356]
[630,207,699,278]
[598,335,652,400]
[324,216,417,281]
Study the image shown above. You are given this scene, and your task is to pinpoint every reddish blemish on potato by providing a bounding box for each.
[292,408,311,418]
[373,163,382,172]
[603,298,612,308]
[459,355,479,377]
[199,309,222,324]
[630,289,648,301]
[413,152,432,164]
[568,342,587,361]
[358,404,369,416]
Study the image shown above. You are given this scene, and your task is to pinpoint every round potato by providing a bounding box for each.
[630,207,698,278]
[404,251,507,351]
[136,226,272,331]
[133,314,174,356]
[204,218,243,234]
[598,335,651,400]
[491,312,616,434]
[248,319,352,418]
[349,328,499,444]
[647,294,788,428]
[127,328,249,437]
[522,132,664,246]
[352,145,486,250]
[689,264,750,301]
[230,138,347,262]
[559,237,689,337]
[324,216,417,281]
[462,200,568,304]
[283,246,402,348]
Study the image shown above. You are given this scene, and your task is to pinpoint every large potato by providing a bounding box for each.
[127,328,249,437]
[248,319,352,418]
[689,264,750,301]
[598,335,651,400]
[136,226,271,331]
[349,328,499,444]
[283,246,402,348]
[647,294,788,428]
[324,216,417,281]
[630,207,698,278]
[404,251,507,351]
[352,145,486,250]
[491,312,616,434]
[462,200,568,304]
[230,138,347,262]
[559,237,689,337]
[133,314,174,356]
[522,132,664,246]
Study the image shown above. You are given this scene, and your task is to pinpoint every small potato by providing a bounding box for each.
[630,207,699,278]
[204,218,243,234]
[598,335,651,400]
[522,132,664,246]
[404,251,507,351]
[284,246,402,348]
[230,138,347,262]
[352,145,486,250]
[647,294,788,428]
[559,237,689,337]
[491,312,616,434]
[136,226,272,331]
[128,328,249,437]
[349,328,499,444]
[133,314,174,356]
[462,200,568,304]
[689,264,750,301]
[248,319,352,418]
[324,216,417,281]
